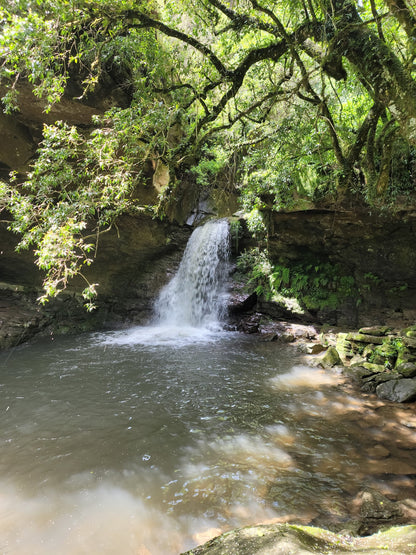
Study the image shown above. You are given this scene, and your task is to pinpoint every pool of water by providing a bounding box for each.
[0,327,415,554]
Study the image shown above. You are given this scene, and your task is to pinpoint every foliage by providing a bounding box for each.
[1,0,416,301]
[237,248,357,311]
[1,104,174,307]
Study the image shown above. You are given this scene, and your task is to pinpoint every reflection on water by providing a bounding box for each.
[0,329,415,554]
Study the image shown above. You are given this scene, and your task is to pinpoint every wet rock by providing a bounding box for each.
[318,346,342,368]
[376,379,416,403]
[302,342,326,355]
[259,332,278,342]
[228,291,258,315]
[360,371,401,393]
[237,314,260,334]
[182,523,416,554]
[278,332,296,343]
[342,366,374,384]
[350,488,403,536]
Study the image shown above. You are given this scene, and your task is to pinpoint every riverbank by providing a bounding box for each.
[179,319,416,554]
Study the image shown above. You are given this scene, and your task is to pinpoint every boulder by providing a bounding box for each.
[182,523,416,554]
[359,326,391,336]
[343,366,374,384]
[346,333,384,345]
[318,346,342,368]
[402,337,416,349]
[396,362,416,378]
[376,378,416,403]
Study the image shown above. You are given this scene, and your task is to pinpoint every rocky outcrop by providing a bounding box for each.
[265,205,416,327]
[182,523,416,554]
[310,325,416,402]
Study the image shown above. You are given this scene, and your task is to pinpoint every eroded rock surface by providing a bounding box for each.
[182,523,416,554]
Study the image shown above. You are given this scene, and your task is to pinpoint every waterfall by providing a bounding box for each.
[154,219,230,328]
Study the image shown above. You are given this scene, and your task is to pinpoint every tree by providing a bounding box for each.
[1,0,415,303]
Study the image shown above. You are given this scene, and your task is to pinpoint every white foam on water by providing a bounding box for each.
[94,323,232,348]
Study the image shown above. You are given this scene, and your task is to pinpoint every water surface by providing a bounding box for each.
[0,328,415,554]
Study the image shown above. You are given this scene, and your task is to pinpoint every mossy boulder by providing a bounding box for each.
[336,333,355,360]
[182,523,416,554]
[346,332,384,345]
[396,362,416,378]
[318,346,342,368]
[358,325,391,336]
[361,362,386,373]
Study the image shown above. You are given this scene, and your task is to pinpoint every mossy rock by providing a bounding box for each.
[358,325,391,336]
[361,362,387,373]
[396,362,416,378]
[182,523,416,554]
[402,337,416,349]
[346,332,384,344]
[336,333,355,359]
[318,346,342,368]
[395,348,416,367]
[402,325,416,338]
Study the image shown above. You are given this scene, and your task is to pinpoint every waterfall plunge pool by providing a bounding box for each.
[1,329,415,554]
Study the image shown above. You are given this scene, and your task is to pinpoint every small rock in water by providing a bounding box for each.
[303,342,326,355]
[366,444,390,459]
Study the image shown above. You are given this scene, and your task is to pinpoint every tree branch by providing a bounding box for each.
[126,11,230,78]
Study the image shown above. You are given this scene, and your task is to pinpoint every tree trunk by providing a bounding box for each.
[330,1,416,145]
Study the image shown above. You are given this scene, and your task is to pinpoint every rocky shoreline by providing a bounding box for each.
[180,318,416,554]
[231,307,416,404]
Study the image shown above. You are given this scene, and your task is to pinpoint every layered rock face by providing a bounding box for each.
[266,206,416,327]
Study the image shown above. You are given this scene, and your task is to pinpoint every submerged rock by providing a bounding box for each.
[350,488,404,536]
[182,523,416,554]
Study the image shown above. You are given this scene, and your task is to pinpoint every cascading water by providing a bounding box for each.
[154,218,230,329]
